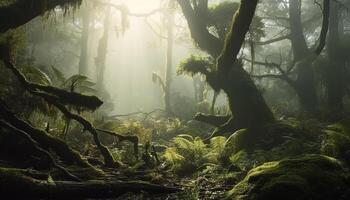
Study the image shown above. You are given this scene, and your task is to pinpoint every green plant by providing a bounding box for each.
[163,135,226,176]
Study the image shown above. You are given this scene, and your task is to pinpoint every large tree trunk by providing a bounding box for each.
[178,0,274,140]
[289,0,318,113]
[214,0,275,130]
[326,1,345,116]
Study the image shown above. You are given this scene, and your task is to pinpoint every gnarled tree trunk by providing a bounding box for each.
[178,0,274,140]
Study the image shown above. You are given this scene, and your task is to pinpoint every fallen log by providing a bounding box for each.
[0,167,182,199]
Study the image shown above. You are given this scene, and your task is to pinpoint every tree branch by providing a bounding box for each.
[314,0,330,55]
[0,0,82,33]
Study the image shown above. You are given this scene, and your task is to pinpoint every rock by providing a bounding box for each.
[228,154,350,200]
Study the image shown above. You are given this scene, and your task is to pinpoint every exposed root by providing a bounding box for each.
[0,101,95,170]
[0,120,81,182]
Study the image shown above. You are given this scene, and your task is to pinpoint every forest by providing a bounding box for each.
[1,0,350,199]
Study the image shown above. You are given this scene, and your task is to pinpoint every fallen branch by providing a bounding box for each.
[2,59,116,167]
[0,167,182,199]
[194,113,231,127]
[96,129,139,159]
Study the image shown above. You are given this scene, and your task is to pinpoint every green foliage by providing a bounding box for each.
[21,65,52,85]
[177,55,213,76]
[163,135,226,176]
[208,1,240,40]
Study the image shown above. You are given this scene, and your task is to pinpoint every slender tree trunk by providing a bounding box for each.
[96,6,111,93]
[326,1,345,115]
[164,0,175,114]
[289,0,318,113]
[79,4,90,75]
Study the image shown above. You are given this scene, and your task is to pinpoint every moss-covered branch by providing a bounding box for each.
[1,59,116,167]
[0,0,82,33]
[0,167,181,199]
[96,129,139,159]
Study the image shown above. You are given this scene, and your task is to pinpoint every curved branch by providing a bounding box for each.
[2,59,116,167]
[96,129,139,159]
[314,0,330,55]
[176,0,223,57]
[0,0,82,33]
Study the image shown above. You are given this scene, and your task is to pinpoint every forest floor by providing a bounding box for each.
[2,115,350,199]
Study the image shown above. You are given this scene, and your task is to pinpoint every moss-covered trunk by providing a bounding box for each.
[178,0,274,139]
[216,0,274,129]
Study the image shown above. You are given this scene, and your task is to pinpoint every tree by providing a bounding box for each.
[177,0,274,140]
[249,0,330,114]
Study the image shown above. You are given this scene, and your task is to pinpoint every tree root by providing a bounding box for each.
[0,120,81,181]
[194,113,231,127]
[0,167,182,199]
[203,116,240,143]
[0,102,96,170]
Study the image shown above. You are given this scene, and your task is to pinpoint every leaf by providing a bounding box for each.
[22,66,52,85]
[51,66,66,85]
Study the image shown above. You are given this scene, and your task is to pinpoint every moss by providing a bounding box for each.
[321,130,350,163]
[220,129,251,166]
[228,154,349,200]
